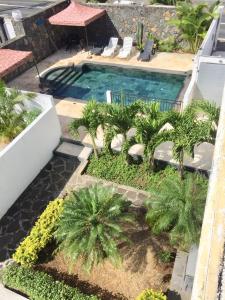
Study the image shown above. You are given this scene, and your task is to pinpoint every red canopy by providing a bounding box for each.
[0,49,33,79]
[49,2,105,27]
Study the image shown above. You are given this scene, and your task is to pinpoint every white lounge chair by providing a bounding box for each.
[117,37,133,59]
[101,37,118,57]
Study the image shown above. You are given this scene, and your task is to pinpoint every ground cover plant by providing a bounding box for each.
[1,264,99,300]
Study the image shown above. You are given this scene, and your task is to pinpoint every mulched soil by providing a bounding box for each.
[37,209,175,300]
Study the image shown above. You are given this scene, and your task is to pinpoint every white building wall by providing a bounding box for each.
[193,58,225,106]
[0,94,61,219]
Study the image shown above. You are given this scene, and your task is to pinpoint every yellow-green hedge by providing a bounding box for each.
[135,289,167,300]
[13,198,64,267]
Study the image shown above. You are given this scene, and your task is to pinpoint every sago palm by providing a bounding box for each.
[69,101,105,158]
[0,81,34,141]
[55,185,133,272]
[135,102,170,170]
[166,108,212,179]
[145,174,207,250]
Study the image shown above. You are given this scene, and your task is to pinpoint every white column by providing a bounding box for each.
[106,90,112,104]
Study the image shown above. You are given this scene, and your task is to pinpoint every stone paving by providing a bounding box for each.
[0,155,79,262]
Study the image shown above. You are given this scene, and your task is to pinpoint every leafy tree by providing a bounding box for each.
[135,102,170,170]
[145,174,207,250]
[171,2,217,53]
[166,108,212,179]
[69,101,105,158]
[0,81,35,141]
[55,185,133,272]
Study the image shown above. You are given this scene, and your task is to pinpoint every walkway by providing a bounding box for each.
[0,155,79,261]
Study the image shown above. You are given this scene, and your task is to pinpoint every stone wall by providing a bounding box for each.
[86,3,178,44]
[1,0,70,63]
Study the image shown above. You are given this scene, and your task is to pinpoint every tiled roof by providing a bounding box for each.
[0,49,33,78]
[48,2,105,27]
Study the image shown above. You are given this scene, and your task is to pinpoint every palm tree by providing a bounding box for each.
[145,174,207,250]
[69,101,105,158]
[106,101,142,154]
[189,99,220,139]
[170,3,216,53]
[0,81,34,142]
[55,185,133,272]
[166,108,212,179]
[135,102,170,170]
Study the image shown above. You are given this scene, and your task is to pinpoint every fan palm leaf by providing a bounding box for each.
[55,185,133,272]
[145,174,207,249]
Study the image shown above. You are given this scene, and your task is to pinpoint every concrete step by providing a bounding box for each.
[55,142,92,161]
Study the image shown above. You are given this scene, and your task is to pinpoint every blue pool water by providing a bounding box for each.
[44,63,186,104]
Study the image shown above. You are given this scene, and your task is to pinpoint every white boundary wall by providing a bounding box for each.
[183,7,224,108]
[0,93,61,219]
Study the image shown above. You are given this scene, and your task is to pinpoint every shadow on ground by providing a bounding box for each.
[36,265,127,300]
[0,156,79,261]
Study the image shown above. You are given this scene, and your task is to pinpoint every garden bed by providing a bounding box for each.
[84,152,207,193]
[37,208,174,300]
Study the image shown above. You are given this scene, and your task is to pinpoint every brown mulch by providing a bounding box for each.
[37,209,174,300]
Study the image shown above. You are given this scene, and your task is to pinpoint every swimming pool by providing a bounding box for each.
[42,63,186,106]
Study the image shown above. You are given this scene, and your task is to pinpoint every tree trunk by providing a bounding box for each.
[148,153,155,171]
[91,135,98,159]
[179,149,184,180]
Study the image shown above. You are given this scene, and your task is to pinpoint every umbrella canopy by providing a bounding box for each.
[0,49,32,79]
[48,2,105,27]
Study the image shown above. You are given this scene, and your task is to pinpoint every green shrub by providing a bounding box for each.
[86,152,179,191]
[158,37,178,52]
[13,198,64,267]
[157,250,174,263]
[1,264,99,300]
[135,289,167,300]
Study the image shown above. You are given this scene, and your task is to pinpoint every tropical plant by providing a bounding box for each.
[170,2,217,53]
[145,174,207,249]
[158,36,178,52]
[106,101,142,154]
[135,289,167,300]
[189,99,220,139]
[55,185,133,272]
[69,101,105,158]
[1,264,99,300]
[135,102,169,170]
[166,107,212,179]
[0,81,35,141]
